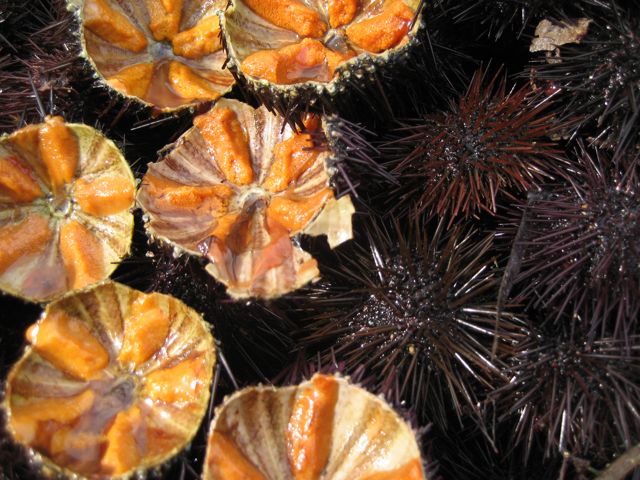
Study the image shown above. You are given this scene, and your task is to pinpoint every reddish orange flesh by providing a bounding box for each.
[168,61,220,101]
[210,213,240,243]
[194,108,254,185]
[172,15,222,59]
[267,188,332,232]
[206,432,267,480]
[84,0,148,53]
[243,0,327,38]
[241,38,354,84]
[107,63,154,99]
[0,156,43,202]
[362,459,425,480]
[263,133,320,193]
[119,294,170,367]
[345,0,413,53]
[10,390,95,444]
[26,310,109,380]
[144,173,234,216]
[328,0,359,28]
[74,175,134,217]
[7,125,42,178]
[101,406,143,475]
[0,215,52,274]
[146,0,183,41]
[286,374,339,480]
[59,220,106,290]
[38,116,79,193]
[143,356,208,404]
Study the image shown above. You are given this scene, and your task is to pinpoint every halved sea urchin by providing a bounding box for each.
[0,116,135,302]
[2,281,216,478]
[220,0,425,122]
[137,98,355,299]
[203,373,425,479]
[72,0,235,110]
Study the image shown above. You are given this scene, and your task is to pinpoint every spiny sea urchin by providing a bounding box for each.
[288,215,526,429]
[529,0,640,146]
[487,301,640,466]
[500,139,639,336]
[381,68,570,222]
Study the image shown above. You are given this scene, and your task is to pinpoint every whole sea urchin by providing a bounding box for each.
[290,216,526,428]
[382,68,569,222]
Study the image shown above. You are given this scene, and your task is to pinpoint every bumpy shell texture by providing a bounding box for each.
[75,0,235,110]
[203,373,425,479]
[221,0,424,118]
[2,281,216,479]
[137,98,354,299]
[0,116,135,302]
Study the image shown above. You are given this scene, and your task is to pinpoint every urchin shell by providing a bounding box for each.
[220,0,426,126]
[2,281,216,479]
[0,116,135,302]
[203,373,426,479]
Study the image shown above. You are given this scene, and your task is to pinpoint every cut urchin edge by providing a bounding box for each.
[220,0,426,125]
[485,300,640,468]
[203,373,426,479]
[498,140,640,336]
[2,281,216,478]
[68,0,235,112]
[380,67,571,223]
[286,215,528,430]
[137,98,355,300]
[0,116,135,303]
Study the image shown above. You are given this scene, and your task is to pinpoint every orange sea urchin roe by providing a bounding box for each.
[243,0,327,38]
[172,15,223,59]
[101,406,143,475]
[59,220,106,290]
[84,0,148,53]
[143,356,209,404]
[107,63,155,99]
[168,61,221,101]
[194,108,254,185]
[74,175,135,217]
[26,310,109,380]
[242,38,354,84]
[263,133,321,193]
[328,0,359,28]
[268,189,333,232]
[206,432,267,480]
[345,0,414,53]
[0,156,43,203]
[286,374,339,480]
[0,215,52,274]
[146,0,184,41]
[38,116,79,194]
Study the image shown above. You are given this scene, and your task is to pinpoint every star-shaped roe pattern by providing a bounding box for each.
[203,374,425,480]
[4,282,215,478]
[137,98,354,299]
[81,0,234,110]
[224,0,419,85]
[0,116,134,302]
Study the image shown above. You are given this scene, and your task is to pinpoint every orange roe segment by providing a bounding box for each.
[59,220,106,290]
[168,61,220,101]
[328,0,359,28]
[0,214,52,274]
[172,15,222,59]
[74,175,134,217]
[101,406,143,475]
[118,293,170,367]
[267,188,332,232]
[38,116,79,193]
[194,108,254,185]
[0,156,43,202]
[10,390,95,444]
[26,310,109,380]
[210,213,240,243]
[286,374,339,480]
[241,39,353,84]
[206,432,267,480]
[84,0,148,53]
[243,0,327,38]
[107,63,154,99]
[146,0,183,41]
[144,173,234,216]
[361,459,425,480]
[263,133,319,193]
[143,356,208,404]
[345,0,413,53]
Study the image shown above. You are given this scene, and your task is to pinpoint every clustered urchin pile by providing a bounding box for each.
[2,0,640,479]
